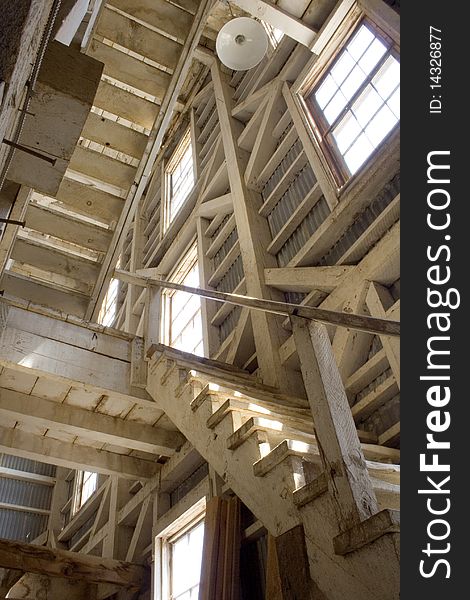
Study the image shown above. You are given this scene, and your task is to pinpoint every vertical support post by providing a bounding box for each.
[291,316,378,530]
[196,216,219,357]
[125,201,146,334]
[211,60,301,394]
[47,466,69,547]
[143,284,162,356]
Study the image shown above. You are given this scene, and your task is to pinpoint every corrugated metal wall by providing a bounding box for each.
[0,454,55,541]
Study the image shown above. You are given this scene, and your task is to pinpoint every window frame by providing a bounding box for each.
[154,497,206,600]
[295,0,400,193]
[163,128,195,233]
[161,241,204,357]
[72,470,98,515]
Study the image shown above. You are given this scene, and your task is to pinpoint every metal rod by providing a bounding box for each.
[2,139,57,165]
[114,269,400,337]
[0,218,26,227]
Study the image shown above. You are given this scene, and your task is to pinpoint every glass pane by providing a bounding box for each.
[373,55,400,100]
[315,75,337,109]
[171,521,204,599]
[340,65,367,103]
[347,25,374,61]
[343,133,374,174]
[333,111,362,153]
[358,37,387,74]
[364,103,398,146]
[352,85,383,127]
[330,51,355,87]
[387,87,400,118]
[323,90,348,124]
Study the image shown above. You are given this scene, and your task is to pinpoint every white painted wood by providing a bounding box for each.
[0,387,182,455]
[0,425,159,479]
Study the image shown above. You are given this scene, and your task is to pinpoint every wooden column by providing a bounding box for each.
[47,466,69,547]
[197,216,220,357]
[210,60,301,394]
[265,525,323,600]
[125,203,146,334]
[291,316,378,529]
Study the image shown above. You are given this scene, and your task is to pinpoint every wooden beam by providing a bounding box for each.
[114,269,400,337]
[0,466,55,486]
[264,266,353,293]
[230,0,318,48]
[0,538,149,588]
[0,425,159,479]
[366,282,400,388]
[0,388,182,456]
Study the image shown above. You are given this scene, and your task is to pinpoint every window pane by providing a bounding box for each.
[330,51,355,87]
[358,38,387,74]
[364,103,398,146]
[171,521,204,599]
[315,75,337,109]
[388,87,400,118]
[340,65,367,103]
[333,111,362,153]
[347,25,374,61]
[352,85,383,127]
[373,55,400,100]
[323,90,348,124]
[343,133,374,174]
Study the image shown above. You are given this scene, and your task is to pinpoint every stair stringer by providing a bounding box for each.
[146,357,399,600]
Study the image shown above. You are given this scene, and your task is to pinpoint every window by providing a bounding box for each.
[169,520,204,600]
[164,129,195,231]
[303,20,399,186]
[73,470,98,514]
[162,243,203,356]
[155,498,206,600]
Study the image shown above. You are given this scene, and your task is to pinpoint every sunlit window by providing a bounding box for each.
[170,520,204,600]
[162,243,203,356]
[303,21,399,185]
[164,129,195,231]
[73,471,97,514]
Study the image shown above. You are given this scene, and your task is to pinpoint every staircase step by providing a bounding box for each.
[207,398,314,434]
[253,439,321,478]
[293,473,329,507]
[227,417,316,451]
[333,509,400,556]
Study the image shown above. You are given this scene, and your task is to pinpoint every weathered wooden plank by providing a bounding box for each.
[12,237,100,286]
[97,7,181,70]
[264,266,353,293]
[93,80,160,129]
[82,112,148,158]
[88,40,171,100]
[0,537,149,587]
[1,271,89,317]
[26,203,113,253]
[0,388,182,456]
[0,426,158,479]
[69,146,137,191]
[56,176,125,226]
[291,316,378,528]
[108,0,193,43]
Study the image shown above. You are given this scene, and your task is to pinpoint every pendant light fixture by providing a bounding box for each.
[216,16,268,71]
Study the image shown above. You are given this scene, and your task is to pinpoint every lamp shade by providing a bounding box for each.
[216,17,268,71]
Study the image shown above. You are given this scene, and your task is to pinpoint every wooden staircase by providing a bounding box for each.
[146,343,400,600]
